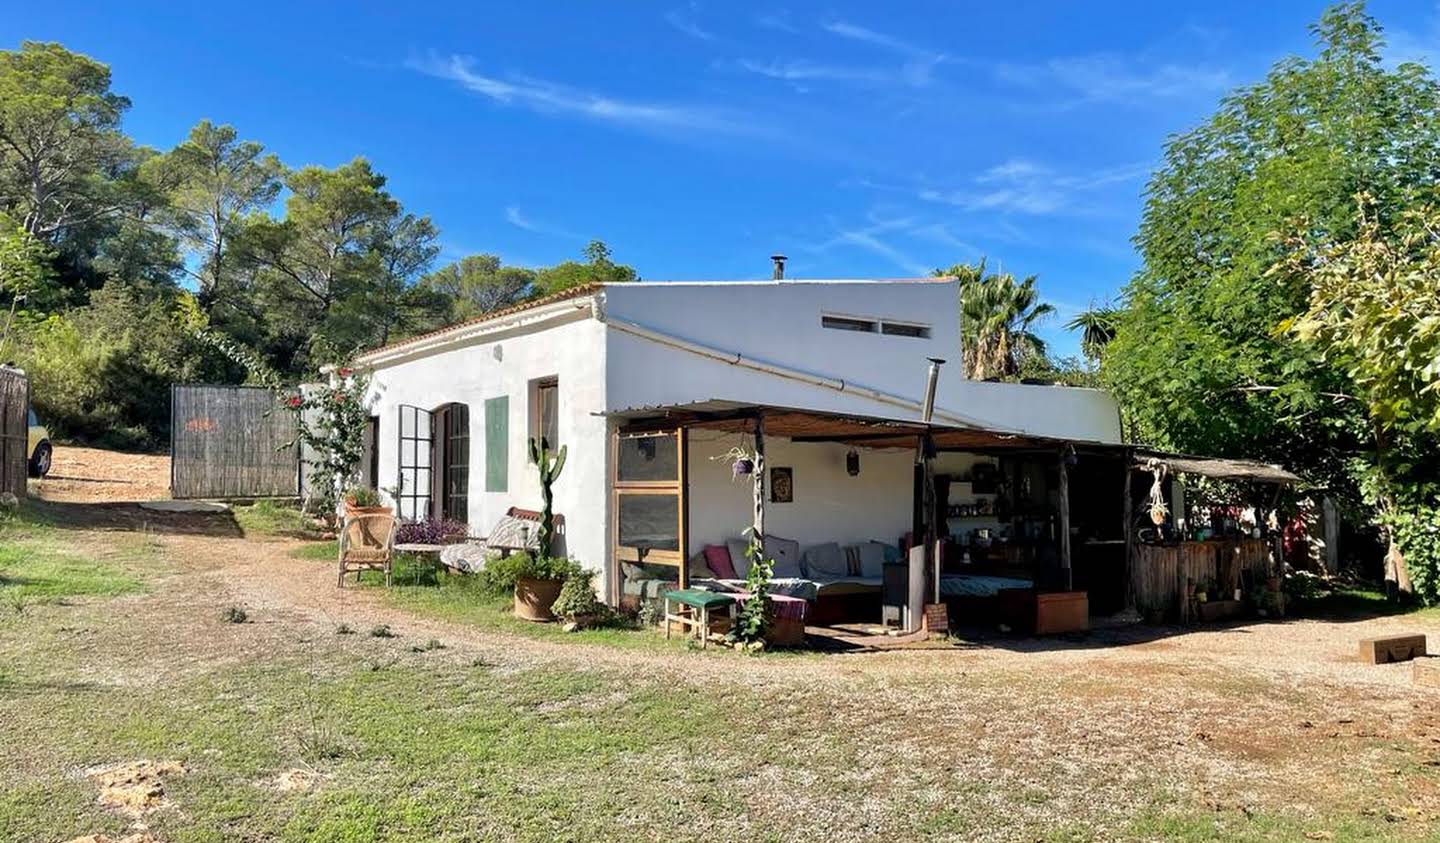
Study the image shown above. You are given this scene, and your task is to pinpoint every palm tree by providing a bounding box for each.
[934,259,1055,380]
[1065,305,1118,363]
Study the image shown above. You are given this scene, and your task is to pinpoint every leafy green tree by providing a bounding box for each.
[1273,196,1440,599]
[0,42,135,241]
[934,259,1054,380]
[148,120,282,311]
[418,254,536,320]
[532,239,637,295]
[1104,3,1440,497]
[238,158,438,373]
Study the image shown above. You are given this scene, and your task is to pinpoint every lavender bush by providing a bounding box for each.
[396,518,469,545]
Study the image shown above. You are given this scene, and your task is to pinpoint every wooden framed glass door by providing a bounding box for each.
[441,403,469,524]
[612,428,688,595]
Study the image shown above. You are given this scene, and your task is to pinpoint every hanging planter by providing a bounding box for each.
[715,446,756,479]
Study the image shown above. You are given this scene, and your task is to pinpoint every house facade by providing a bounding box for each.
[353,278,1124,604]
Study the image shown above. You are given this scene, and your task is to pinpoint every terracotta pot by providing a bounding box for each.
[514,576,564,621]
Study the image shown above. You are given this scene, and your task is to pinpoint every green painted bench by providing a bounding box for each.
[663,589,737,649]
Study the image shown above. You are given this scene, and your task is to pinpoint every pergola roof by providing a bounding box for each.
[607,399,1059,451]
[605,399,1303,484]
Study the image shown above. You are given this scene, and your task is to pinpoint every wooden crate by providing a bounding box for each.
[1034,591,1089,635]
[1359,634,1426,665]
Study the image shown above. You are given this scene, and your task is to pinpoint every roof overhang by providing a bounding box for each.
[603,400,1303,484]
[1131,449,1301,484]
[606,399,1073,452]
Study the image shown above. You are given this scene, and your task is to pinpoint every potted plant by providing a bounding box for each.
[343,486,390,516]
[714,445,755,478]
[485,553,581,621]
[551,570,606,631]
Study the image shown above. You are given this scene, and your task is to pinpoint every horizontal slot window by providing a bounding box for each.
[821,315,877,333]
[881,321,931,338]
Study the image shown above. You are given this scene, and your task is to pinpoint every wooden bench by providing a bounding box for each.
[663,589,736,649]
[1358,634,1427,664]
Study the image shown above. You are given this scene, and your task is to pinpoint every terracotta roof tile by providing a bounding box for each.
[355,283,603,361]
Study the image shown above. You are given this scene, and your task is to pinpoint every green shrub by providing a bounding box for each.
[551,571,604,622]
[1389,501,1440,605]
[478,552,581,594]
[221,606,248,624]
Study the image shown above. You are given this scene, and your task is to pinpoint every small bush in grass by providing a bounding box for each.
[478,552,582,594]
[335,623,354,635]
[369,624,395,638]
[410,638,445,653]
[552,571,605,626]
[222,606,248,624]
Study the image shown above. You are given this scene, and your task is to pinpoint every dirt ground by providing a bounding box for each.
[31,446,171,503]
[8,446,1440,841]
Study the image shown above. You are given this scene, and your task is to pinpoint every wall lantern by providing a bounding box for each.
[846,448,860,477]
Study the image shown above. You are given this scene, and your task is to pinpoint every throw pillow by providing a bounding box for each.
[688,552,716,580]
[765,535,802,578]
[803,542,848,578]
[855,541,886,578]
[871,541,902,564]
[726,538,752,579]
[702,544,736,579]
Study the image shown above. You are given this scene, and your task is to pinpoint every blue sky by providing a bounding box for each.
[8,1,1439,355]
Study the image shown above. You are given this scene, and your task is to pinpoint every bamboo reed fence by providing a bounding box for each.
[170,385,299,499]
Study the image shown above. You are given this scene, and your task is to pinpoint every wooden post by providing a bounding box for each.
[922,434,939,603]
[1121,460,1135,612]
[1058,450,1072,591]
[677,426,690,590]
[751,414,766,560]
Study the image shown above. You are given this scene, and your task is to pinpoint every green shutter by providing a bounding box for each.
[484,396,508,492]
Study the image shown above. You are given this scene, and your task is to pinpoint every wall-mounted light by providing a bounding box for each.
[846,448,860,477]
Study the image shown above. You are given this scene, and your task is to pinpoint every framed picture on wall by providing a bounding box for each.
[770,466,793,503]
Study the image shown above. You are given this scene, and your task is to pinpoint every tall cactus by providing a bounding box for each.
[528,436,567,558]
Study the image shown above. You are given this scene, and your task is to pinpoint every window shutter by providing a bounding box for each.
[484,396,508,492]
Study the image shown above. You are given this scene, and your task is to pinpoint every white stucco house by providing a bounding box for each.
[351,275,1130,613]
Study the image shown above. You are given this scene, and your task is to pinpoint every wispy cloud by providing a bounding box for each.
[804,214,934,277]
[665,2,715,42]
[408,53,762,137]
[818,19,945,87]
[504,206,583,240]
[994,54,1231,107]
[736,17,946,92]
[920,158,1150,216]
[735,58,889,85]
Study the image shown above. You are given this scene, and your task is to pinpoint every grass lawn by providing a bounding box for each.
[232,499,325,540]
[4,503,1439,841]
[0,504,149,609]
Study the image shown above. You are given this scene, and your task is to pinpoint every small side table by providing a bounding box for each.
[662,589,737,649]
[394,543,446,586]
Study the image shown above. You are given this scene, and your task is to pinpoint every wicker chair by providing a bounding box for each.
[337,511,398,587]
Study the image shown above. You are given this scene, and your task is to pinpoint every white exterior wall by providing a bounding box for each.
[362,308,611,577]
[686,429,916,553]
[603,280,963,422]
[602,280,1122,444]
